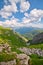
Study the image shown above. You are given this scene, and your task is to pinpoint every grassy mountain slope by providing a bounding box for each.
[0,26,27,52]
[0,26,43,65]
[0,26,29,63]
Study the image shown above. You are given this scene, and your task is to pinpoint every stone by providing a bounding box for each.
[17,54,30,65]
[19,47,43,56]
[0,43,11,53]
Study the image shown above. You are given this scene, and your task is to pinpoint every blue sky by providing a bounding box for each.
[0,0,43,28]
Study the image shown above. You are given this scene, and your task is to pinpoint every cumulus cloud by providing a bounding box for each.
[23,9,43,24]
[0,0,30,18]
[19,9,43,28]
[22,17,31,24]
[30,9,43,17]
[0,0,18,18]
[0,0,43,29]
[20,1,30,12]
[0,16,24,29]
[0,8,12,18]
[24,12,29,17]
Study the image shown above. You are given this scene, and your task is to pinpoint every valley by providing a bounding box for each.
[0,26,43,65]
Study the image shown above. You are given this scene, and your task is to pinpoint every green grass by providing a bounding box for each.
[29,54,43,59]
[28,44,43,49]
[0,52,16,62]
[31,59,43,65]
[29,54,43,65]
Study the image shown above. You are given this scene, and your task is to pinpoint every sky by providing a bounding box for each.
[0,0,43,29]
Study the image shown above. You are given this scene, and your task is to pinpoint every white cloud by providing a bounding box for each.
[30,9,43,19]
[0,9,12,18]
[0,0,18,18]
[0,0,43,29]
[20,1,30,12]
[0,0,30,18]
[24,9,43,23]
[29,23,43,28]
[0,20,43,29]
[24,12,29,17]
[20,9,43,28]
[22,17,31,24]
[0,16,24,29]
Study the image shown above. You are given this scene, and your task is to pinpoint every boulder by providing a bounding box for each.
[17,54,30,65]
[0,43,11,53]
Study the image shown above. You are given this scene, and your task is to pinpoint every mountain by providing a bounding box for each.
[15,27,39,34]
[0,26,31,65]
[23,30,43,40]
[0,26,43,65]
[15,27,43,34]
[31,32,43,44]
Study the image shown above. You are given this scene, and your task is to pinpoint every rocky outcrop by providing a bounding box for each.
[19,47,43,56]
[0,43,11,53]
[32,32,43,44]
[17,54,30,65]
[0,53,30,65]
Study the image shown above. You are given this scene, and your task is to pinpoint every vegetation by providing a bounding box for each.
[28,44,43,49]
[0,26,27,62]
[29,54,43,65]
[28,44,43,65]
[0,26,43,65]
[0,52,16,62]
[31,59,43,65]
[0,26,27,53]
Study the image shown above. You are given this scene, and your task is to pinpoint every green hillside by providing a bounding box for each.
[0,26,43,65]
[28,44,43,49]
[0,26,27,52]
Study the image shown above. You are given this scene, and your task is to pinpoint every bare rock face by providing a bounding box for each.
[0,43,11,53]
[17,54,30,65]
[32,32,43,44]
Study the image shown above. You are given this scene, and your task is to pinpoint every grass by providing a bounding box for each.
[29,54,43,59]
[0,52,16,62]
[28,44,43,49]
[31,59,43,65]
[29,54,43,65]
